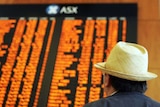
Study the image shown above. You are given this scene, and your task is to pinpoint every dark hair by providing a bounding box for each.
[109,75,147,93]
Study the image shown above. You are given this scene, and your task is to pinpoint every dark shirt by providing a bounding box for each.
[83,92,160,107]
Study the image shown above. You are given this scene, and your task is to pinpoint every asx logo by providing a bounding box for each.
[46,4,78,15]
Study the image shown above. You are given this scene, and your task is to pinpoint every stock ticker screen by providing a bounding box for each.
[0,4,137,107]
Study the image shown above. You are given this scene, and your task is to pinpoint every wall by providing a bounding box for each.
[0,0,160,102]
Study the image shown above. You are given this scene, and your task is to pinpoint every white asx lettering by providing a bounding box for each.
[60,6,78,14]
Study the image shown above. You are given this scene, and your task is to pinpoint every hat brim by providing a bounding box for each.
[94,62,157,81]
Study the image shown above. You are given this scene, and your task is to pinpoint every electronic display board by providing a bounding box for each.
[0,4,137,107]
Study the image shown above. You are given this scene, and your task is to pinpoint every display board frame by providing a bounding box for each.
[0,4,137,107]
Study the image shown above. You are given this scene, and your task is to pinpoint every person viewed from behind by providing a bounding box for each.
[84,41,160,107]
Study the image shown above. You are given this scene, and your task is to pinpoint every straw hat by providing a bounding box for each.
[94,41,157,81]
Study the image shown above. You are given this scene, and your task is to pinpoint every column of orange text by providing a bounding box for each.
[75,18,95,107]
[105,18,119,58]
[0,19,15,57]
[33,19,56,107]
[18,19,48,106]
[47,18,82,107]
[0,19,23,106]
[89,18,107,102]
[6,19,37,106]
[121,17,127,42]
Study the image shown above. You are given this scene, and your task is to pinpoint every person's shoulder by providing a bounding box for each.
[142,94,160,106]
[147,99,160,107]
[83,98,106,107]
[123,92,160,106]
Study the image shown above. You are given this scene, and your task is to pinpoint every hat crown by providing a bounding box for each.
[94,41,157,81]
[106,42,148,75]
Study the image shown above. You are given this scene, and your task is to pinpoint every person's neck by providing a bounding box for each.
[106,86,117,96]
